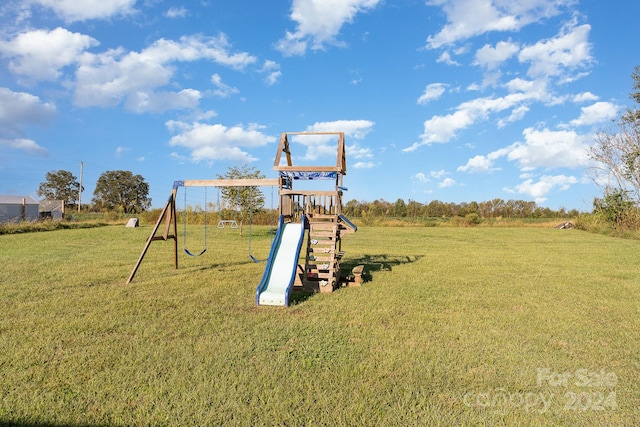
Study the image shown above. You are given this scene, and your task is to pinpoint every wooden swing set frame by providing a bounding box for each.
[126,178,279,284]
[126,131,350,285]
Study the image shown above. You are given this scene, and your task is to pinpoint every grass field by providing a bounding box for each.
[1,223,639,426]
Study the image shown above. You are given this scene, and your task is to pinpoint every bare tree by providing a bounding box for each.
[588,66,640,202]
[589,119,640,200]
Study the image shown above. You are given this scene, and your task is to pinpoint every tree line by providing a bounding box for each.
[342,198,578,220]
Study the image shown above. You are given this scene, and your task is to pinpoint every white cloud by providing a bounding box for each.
[211,74,239,98]
[439,177,456,188]
[30,0,137,22]
[458,146,510,173]
[165,7,188,18]
[518,21,593,80]
[276,0,381,56]
[353,161,376,169]
[405,76,560,152]
[505,174,578,203]
[0,138,48,156]
[436,51,460,66]
[126,89,202,113]
[0,87,57,129]
[0,27,99,81]
[474,40,519,70]
[573,91,598,103]
[166,122,275,163]
[430,169,448,179]
[417,83,447,105]
[497,104,529,128]
[507,127,589,170]
[406,88,545,151]
[305,120,374,140]
[261,60,282,86]
[74,34,256,112]
[459,127,589,174]
[413,172,430,183]
[0,87,55,155]
[458,155,497,173]
[569,101,618,127]
[347,143,374,160]
[426,0,571,48]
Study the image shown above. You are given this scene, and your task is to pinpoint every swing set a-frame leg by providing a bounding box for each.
[126,189,179,284]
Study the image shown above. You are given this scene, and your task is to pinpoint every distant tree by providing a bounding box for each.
[92,170,151,213]
[217,165,265,221]
[588,66,640,218]
[393,198,407,217]
[37,170,82,208]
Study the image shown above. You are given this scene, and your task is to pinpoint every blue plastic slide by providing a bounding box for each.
[255,215,307,306]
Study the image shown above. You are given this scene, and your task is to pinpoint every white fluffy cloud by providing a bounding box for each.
[74,34,256,112]
[474,40,520,70]
[417,83,448,105]
[0,27,99,81]
[569,101,618,126]
[519,20,592,80]
[459,127,589,175]
[507,127,590,170]
[405,81,549,151]
[276,0,381,56]
[426,0,571,48]
[505,174,578,203]
[30,0,137,22]
[166,122,275,163]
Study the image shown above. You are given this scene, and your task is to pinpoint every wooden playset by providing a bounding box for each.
[127,132,361,304]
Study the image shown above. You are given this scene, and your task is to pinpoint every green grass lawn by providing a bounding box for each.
[1,224,639,426]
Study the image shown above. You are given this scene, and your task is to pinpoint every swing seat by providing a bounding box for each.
[217,220,238,229]
[184,248,207,257]
[249,254,262,263]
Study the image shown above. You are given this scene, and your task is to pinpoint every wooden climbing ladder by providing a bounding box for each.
[305,214,342,291]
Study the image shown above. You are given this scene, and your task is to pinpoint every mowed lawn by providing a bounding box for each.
[1,224,639,426]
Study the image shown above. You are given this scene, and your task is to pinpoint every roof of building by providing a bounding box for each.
[0,195,39,205]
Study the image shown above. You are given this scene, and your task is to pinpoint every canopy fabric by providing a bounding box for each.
[279,171,337,180]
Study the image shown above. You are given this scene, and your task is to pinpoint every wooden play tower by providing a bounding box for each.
[274,132,357,292]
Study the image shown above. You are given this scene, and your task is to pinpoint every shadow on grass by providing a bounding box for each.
[289,254,423,305]
[341,254,423,283]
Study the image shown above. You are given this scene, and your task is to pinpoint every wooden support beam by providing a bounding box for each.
[273,166,343,173]
[280,190,339,197]
[182,178,280,187]
[127,189,178,284]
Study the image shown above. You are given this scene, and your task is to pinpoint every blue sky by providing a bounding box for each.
[1,0,638,211]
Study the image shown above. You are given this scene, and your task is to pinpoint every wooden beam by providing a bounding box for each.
[127,189,178,284]
[280,190,339,196]
[273,166,342,173]
[284,132,343,135]
[182,178,280,187]
[274,132,291,168]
